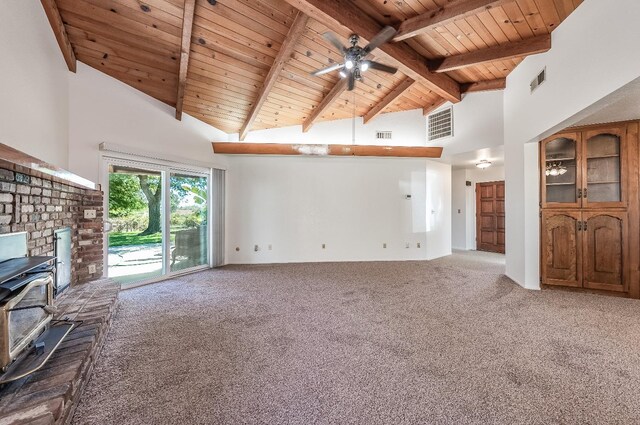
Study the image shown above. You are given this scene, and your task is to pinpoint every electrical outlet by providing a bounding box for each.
[383,243,387,248]
[84,209,97,219]
[322,243,326,249]
[417,242,421,248]
[254,245,259,252]
[88,264,96,274]
[405,243,410,249]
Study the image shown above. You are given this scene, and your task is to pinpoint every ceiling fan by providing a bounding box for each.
[310,26,399,91]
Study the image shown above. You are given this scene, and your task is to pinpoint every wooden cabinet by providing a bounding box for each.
[541,132,581,208]
[540,122,639,297]
[582,212,628,292]
[541,125,627,209]
[541,211,582,288]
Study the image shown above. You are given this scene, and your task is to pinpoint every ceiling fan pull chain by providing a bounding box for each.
[352,90,356,145]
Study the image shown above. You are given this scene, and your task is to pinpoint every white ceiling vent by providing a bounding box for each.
[376,131,393,140]
[427,107,453,141]
[530,67,546,93]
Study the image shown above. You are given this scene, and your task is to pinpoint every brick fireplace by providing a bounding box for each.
[0,158,104,284]
[0,146,117,425]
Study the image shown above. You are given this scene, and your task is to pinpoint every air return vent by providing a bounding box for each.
[427,107,453,141]
[530,67,546,93]
[376,131,393,140]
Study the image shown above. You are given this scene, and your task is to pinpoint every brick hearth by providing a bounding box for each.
[0,279,120,424]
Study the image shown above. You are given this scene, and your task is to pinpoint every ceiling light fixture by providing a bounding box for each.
[339,70,347,78]
[476,160,492,169]
[344,59,354,70]
[360,61,370,72]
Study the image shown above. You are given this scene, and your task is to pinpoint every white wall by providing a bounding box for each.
[451,165,505,250]
[68,63,229,183]
[426,160,452,259]
[234,109,428,146]
[226,156,451,264]
[235,90,504,161]
[504,0,640,288]
[0,1,70,168]
[440,90,504,157]
[451,169,467,250]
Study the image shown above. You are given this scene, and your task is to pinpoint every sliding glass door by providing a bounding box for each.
[104,159,210,286]
[107,164,165,284]
[169,172,209,272]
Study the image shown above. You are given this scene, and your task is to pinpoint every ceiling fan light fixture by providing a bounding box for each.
[345,60,354,70]
[361,61,370,72]
[339,70,347,78]
[476,160,492,169]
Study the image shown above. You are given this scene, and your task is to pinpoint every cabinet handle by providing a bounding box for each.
[577,221,582,231]
[577,188,582,199]
[583,188,587,198]
[583,221,587,231]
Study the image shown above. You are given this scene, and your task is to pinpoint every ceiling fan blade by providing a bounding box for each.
[323,32,347,54]
[368,61,398,74]
[311,63,345,76]
[363,26,397,53]
[348,72,355,91]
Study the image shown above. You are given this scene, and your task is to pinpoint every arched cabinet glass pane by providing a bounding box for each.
[585,133,621,204]
[544,137,577,204]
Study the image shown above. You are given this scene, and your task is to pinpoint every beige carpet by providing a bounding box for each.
[73,252,640,424]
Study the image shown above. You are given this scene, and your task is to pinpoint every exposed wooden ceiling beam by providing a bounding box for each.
[461,78,506,93]
[363,77,415,124]
[394,0,511,42]
[303,78,348,132]
[239,12,309,140]
[41,0,76,72]
[282,0,461,103]
[431,34,552,73]
[175,0,196,121]
[423,98,448,116]
[212,142,443,158]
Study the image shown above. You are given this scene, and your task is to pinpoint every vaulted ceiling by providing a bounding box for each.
[42,0,582,136]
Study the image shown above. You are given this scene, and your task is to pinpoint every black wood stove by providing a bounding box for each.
[0,233,76,384]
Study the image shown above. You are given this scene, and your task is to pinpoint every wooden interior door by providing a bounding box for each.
[582,211,628,292]
[541,211,582,287]
[476,181,505,253]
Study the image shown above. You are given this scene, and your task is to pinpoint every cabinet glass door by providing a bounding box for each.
[542,133,581,207]
[583,128,624,207]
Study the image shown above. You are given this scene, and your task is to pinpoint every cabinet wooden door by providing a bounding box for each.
[541,211,582,287]
[581,126,627,209]
[476,181,505,253]
[541,132,582,208]
[582,211,628,292]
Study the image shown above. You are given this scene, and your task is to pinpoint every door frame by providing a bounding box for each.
[100,154,213,286]
[475,180,505,253]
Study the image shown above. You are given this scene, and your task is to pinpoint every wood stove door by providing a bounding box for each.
[54,228,71,296]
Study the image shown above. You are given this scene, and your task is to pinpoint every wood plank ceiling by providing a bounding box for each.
[49,0,582,135]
